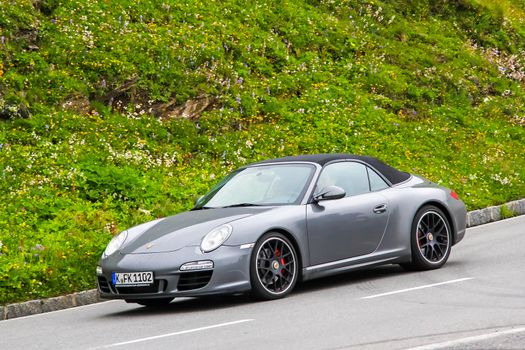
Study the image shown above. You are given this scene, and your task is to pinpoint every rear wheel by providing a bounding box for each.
[401,205,452,271]
[250,232,298,300]
[125,298,173,307]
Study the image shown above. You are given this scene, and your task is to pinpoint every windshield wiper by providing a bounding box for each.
[221,203,263,208]
[192,203,262,210]
[191,206,213,211]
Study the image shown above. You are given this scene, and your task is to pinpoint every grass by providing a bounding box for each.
[0,0,524,304]
[500,204,517,219]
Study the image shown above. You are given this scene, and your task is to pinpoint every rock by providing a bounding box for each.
[103,76,139,109]
[480,207,493,224]
[157,95,217,120]
[41,295,75,313]
[518,199,525,215]
[490,206,501,222]
[0,289,101,320]
[62,95,91,115]
[505,200,525,216]
[467,210,482,227]
[13,28,39,48]
[6,300,42,319]
[498,200,525,219]
[75,290,100,306]
[0,103,30,120]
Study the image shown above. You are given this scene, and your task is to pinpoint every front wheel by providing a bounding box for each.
[250,232,299,300]
[401,205,452,271]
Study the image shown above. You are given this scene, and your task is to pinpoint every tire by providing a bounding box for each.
[250,232,299,300]
[125,298,174,307]
[401,205,452,271]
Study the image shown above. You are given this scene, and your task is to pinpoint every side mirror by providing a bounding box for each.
[313,185,346,202]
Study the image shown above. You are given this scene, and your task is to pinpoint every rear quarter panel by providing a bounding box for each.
[376,175,467,259]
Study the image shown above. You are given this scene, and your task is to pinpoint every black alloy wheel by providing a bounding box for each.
[401,205,452,271]
[250,232,298,300]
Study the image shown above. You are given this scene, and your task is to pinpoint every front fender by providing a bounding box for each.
[224,205,309,268]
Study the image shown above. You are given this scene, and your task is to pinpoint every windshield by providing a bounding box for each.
[195,164,315,208]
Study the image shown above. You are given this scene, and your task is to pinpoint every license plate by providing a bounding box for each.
[112,271,154,286]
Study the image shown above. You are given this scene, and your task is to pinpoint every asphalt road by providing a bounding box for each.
[2,216,525,350]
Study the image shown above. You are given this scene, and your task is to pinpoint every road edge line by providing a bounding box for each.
[404,326,525,350]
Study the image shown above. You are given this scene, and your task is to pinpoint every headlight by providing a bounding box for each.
[103,230,127,258]
[102,218,165,259]
[201,224,233,253]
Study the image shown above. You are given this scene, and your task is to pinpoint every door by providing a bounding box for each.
[306,161,390,266]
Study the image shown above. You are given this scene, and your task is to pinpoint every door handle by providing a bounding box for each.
[373,204,388,214]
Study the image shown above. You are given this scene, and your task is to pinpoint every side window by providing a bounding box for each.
[367,167,389,191]
[316,162,370,197]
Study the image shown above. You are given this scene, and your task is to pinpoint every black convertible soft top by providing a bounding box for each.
[253,153,411,185]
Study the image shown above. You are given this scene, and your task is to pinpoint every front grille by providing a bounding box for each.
[177,271,213,291]
[97,276,111,294]
[114,280,164,295]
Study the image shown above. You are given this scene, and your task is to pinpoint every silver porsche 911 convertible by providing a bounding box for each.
[97,154,467,305]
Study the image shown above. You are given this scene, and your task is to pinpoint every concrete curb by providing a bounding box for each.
[1,289,100,321]
[466,199,525,228]
[2,198,525,321]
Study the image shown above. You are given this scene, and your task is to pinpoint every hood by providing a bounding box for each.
[120,207,274,254]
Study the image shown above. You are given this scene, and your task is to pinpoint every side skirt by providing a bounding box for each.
[301,249,409,281]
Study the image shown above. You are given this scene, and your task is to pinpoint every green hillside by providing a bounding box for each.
[1,0,524,304]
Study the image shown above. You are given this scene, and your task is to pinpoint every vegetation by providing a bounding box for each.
[500,203,517,219]
[1,0,524,304]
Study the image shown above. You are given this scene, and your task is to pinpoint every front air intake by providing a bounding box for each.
[177,271,213,291]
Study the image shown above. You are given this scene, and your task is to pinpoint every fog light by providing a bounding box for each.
[180,260,214,271]
[96,266,103,275]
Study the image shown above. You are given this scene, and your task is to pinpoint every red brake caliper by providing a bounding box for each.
[275,249,286,275]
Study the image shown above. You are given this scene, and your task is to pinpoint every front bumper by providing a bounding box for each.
[97,245,252,300]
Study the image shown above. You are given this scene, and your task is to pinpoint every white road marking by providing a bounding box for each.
[404,326,525,350]
[97,319,255,348]
[361,277,473,299]
[0,300,120,323]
